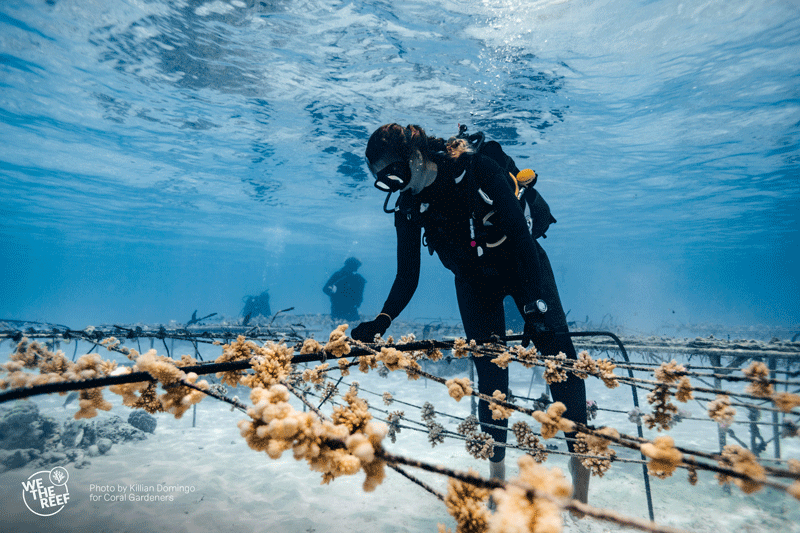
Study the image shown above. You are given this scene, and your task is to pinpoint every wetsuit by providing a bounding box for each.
[324,268,365,322]
[377,153,587,461]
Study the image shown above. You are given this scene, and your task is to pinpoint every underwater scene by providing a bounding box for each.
[1,1,799,532]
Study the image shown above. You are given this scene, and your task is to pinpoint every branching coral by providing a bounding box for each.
[337,358,351,377]
[789,481,800,501]
[100,336,121,351]
[299,338,323,355]
[789,461,800,501]
[491,351,512,369]
[595,359,619,389]
[352,351,373,374]
[427,348,444,362]
[319,381,339,403]
[37,346,72,375]
[0,339,120,419]
[398,333,416,344]
[446,377,473,402]
[421,401,436,422]
[543,353,567,385]
[332,386,372,433]
[5,348,78,386]
[444,469,491,533]
[378,347,407,372]
[134,382,165,413]
[643,384,678,431]
[215,336,260,386]
[645,361,691,429]
[654,360,685,384]
[708,394,736,426]
[489,390,514,420]
[160,372,208,419]
[452,338,475,359]
[387,411,403,443]
[10,338,49,368]
[772,392,800,413]
[176,354,198,368]
[509,344,539,369]
[640,436,682,479]
[302,363,329,385]
[324,324,351,358]
[107,365,162,413]
[572,351,597,380]
[458,415,479,436]
[117,349,209,419]
[6,329,800,531]
[69,353,114,381]
[512,421,548,463]
[675,377,693,403]
[427,420,446,447]
[404,358,423,381]
[574,427,619,477]
[75,388,113,419]
[488,455,572,533]
[466,432,495,460]
[238,384,387,491]
[532,402,574,440]
[743,361,774,398]
[373,346,422,380]
[240,341,294,389]
[717,445,765,494]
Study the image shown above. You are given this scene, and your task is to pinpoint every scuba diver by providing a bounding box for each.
[241,289,271,325]
[351,123,589,505]
[323,257,366,323]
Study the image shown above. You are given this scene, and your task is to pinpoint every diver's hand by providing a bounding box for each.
[522,314,553,351]
[351,314,391,343]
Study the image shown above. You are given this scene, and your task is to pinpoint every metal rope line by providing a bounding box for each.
[302,386,649,468]
[4,336,798,516]
[500,353,799,415]
[602,359,800,378]
[594,405,797,428]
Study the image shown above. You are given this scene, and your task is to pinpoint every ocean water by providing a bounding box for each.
[3,4,800,530]
[1,0,799,333]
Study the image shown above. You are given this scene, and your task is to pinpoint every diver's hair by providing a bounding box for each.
[365,123,473,165]
[444,137,473,158]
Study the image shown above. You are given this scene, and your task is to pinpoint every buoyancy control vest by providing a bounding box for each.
[392,128,557,269]
[456,126,557,241]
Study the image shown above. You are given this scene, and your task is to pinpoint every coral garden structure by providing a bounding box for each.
[1,319,799,533]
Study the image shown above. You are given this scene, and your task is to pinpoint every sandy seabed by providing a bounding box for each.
[1,346,799,533]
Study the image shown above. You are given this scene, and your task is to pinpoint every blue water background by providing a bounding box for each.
[1,0,798,334]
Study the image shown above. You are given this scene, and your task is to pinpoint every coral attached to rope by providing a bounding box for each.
[1,323,799,533]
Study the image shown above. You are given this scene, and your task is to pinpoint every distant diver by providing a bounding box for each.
[352,123,589,505]
[241,290,271,325]
[323,257,366,323]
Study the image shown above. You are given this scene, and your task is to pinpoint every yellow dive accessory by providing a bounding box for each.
[516,168,537,186]
[509,168,537,199]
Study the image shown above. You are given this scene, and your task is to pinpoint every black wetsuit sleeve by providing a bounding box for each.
[476,156,544,307]
[379,205,421,320]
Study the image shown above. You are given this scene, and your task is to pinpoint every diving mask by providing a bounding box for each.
[372,160,411,193]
